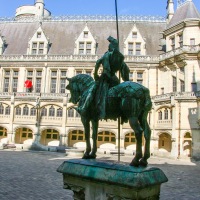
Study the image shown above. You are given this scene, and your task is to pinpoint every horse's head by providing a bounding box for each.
[66,74,94,104]
[66,77,80,104]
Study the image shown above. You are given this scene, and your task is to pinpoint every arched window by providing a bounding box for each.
[41,107,47,116]
[23,105,29,116]
[170,109,172,119]
[5,106,10,115]
[68,108,74,117]
[164,108,168,120]
[49,106,55,117]
[16,107,21,115]
[0,104,4,115]
[57,108,63,117]
[30,107,36,116]
[75,110,80,118]
[158,111,162,120]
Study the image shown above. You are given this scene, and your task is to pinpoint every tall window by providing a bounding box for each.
[137,72,143,85]
[179,34,183,47]
[30,107,36,116]
[68,108,74,117]
[16,107,21,115]
[5,106,10,115]
[50,71,57,93]
[180,80,185,92]
[49,106,55,117]
[57,108,63,117]
[35,71,42,93]
[4,78,9,92]
[23,105,29,116]
[158,111,162,120]
[0,104,4,114]
[60,71,67,93]
[135,43,141,55]
[4,70,19,93]
[172,76,177,92]
[86,42,91,55]
[79,42,84,55]
[171,37,175,50]
[41,108,47,116]
[128,42,133,55]
[164,109,168,120]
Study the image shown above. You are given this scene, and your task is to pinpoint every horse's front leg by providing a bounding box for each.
[90,120,99,159]
[81,118,91,159]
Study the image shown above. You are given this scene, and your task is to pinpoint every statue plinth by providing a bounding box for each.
[57,159,168,200]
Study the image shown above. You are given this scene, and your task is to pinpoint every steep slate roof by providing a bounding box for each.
[167,1,200,28]
[0,20,166,56]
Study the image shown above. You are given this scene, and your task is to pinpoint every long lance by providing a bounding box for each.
[115,0,121,162]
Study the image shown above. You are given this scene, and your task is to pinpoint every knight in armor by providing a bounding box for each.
[77,36,130,119]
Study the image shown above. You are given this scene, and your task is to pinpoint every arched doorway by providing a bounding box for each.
[15,128,33,144]
[40,129,59,146]
[183,132,192,157]
[97,131,116,148]
[158,133,172,152]
[0,126,7,142]
[68,130,85,147]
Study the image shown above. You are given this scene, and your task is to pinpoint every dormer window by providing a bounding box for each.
[27,27,50,55]
[124,25,146,56]
[37,32,41,38]
[84,31,88,38]
[132,32,137,38]
[74,25,97,55]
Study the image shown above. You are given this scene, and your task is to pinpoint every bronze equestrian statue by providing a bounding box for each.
[66,37,152,167]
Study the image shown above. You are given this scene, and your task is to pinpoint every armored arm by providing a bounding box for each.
[121,62,130,81]
[94,58,102,80]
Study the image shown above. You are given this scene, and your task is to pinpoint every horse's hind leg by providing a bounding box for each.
[129,117,143,167]
[138,111,151,166]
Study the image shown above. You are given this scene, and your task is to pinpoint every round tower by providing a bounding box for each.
[35,0,44,17]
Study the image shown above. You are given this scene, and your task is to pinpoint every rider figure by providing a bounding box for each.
[77,36,130,119]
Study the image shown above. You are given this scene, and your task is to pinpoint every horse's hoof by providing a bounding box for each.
[82,154,90,159]
[139,158,148,167]
[89,153,96,159]
[130,159,139,167]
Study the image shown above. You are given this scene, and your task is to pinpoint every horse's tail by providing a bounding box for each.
[143,87,152,112]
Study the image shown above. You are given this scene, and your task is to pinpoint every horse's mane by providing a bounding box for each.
[71,74,94,89]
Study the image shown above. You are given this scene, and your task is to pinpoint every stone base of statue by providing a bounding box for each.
[57,159,168,200]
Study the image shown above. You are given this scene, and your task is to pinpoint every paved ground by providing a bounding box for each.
[0,150,200,200]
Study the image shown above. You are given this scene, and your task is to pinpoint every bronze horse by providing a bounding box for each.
[66,74,152,167]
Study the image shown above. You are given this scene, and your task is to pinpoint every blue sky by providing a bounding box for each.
[0,0,199,17]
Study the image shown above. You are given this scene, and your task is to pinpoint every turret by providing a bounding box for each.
[166,0,174,23]
[35,0,44,17]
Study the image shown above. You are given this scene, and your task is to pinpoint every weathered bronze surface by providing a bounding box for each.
[66,37,152,167]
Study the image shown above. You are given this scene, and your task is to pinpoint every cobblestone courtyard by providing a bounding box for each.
[0,150,200,200]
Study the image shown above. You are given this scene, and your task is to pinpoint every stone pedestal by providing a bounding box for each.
[57,159,168,200]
